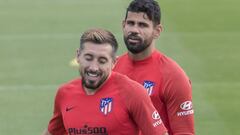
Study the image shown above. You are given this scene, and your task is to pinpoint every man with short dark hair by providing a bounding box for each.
[42,28,168,135]
[113,0,195,134]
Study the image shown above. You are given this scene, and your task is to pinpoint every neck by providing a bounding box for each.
[128,42,155,61]
[84,87,98,95]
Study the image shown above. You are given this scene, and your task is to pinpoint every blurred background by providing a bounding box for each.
[0,0,240,134]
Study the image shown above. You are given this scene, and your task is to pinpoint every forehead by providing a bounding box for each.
[126,11,152,23]
[81,42,113,57]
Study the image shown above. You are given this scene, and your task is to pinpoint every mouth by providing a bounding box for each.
[87,72,98,77]
[127,36,141,44]
[128,38,140,44]
[85,71,101,81]
[82,70,104,90]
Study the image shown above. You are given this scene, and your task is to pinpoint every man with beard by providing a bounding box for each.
[42,28,168,135]
[113,0,195,135]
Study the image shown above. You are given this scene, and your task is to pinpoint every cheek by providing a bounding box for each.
[123,29,128,35]
[123,26,130,33]
[102,66,112,75]
[144,31,153,38]
[105,67,112,72]
[78,60,89,71]
[76,58,80,64]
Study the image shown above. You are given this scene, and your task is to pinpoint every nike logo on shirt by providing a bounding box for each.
[66,106,75,112]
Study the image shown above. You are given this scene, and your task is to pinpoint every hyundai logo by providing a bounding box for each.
[180,101,192,110]
[152,111,161,120]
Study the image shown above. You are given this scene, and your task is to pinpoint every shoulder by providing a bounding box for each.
[56,78,81,97]
[113,53,131,72]
[112,72,150,109]
[113,72,143,89]
[117,53,128,60]
[115,53,128,64]
[156,51,189,81]
[156,53,192,98]
[112,72,148,98]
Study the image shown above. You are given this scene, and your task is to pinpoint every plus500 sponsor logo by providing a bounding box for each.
[68,125,107,135]
[177,101,194,116]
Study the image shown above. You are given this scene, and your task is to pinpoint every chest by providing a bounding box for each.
[60,93,134,134]
[118,64,162,95]
[114,62,166,111]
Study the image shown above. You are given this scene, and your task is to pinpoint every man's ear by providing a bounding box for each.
[153,24,163,39]
[122,20,126,29]
[76,49,81,64]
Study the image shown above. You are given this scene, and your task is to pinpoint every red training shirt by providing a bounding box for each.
[113,50,194,135]
[48,72,167,135]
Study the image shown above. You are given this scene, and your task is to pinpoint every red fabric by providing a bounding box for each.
[48,72,167,135]
[113,50,195,135]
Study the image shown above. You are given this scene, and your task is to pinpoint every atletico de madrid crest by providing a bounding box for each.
[143,81,155,96]
[100,98,113,115]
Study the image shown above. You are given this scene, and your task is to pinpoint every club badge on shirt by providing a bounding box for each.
[100,98,113,115]
[143,80,155,96]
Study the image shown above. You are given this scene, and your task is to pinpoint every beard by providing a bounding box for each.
[80,70,108,90]
[124,33,153,54]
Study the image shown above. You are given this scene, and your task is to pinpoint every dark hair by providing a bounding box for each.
[125,0,161,26]
[80,28,118,57]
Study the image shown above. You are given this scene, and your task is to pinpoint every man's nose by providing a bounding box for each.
[89,62,99,71]
[129,25,140,34]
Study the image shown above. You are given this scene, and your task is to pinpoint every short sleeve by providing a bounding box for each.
[48,88,67,135]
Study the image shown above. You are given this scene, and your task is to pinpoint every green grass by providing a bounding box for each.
[0,0,240,134]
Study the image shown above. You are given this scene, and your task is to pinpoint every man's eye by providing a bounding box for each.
[84,55,93,61]
[85,57,92,61]
[99,58,107,64]
[127,21,134,26]
[139,23,148,28]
